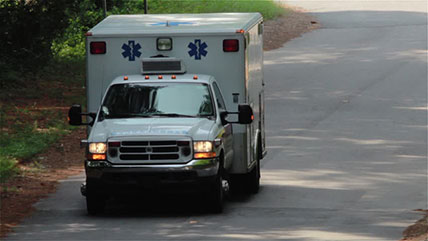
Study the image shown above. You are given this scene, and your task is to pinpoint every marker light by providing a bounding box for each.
[193,75,198,80]
[194,152,216,159]
[90,41,106,54]
[236,29,245,34]
[124,76,128,80]
[157,37,172,51]
[171,75,176,79]
[90,154,106,160]
[85,32,93,36]
[89,143,107,154]
[223,39,239,52]
[145,75,150,79]
[158,75,163,79]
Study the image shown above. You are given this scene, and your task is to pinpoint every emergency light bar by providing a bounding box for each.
[141,57,186,74]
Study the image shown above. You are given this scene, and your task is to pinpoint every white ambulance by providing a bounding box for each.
[68,13,266,214]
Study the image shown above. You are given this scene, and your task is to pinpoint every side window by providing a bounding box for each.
[258,23,263,35]
[212,82,227,111]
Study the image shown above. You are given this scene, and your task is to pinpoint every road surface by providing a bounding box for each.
[6,0,427,240]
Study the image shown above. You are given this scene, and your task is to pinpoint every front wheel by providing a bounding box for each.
[85,180,106,215]
[208,172,224,213]
[86,194,106,215]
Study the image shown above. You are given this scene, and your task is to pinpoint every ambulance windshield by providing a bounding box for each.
[101,83,214,118]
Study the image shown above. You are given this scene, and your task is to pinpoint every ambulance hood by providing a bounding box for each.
[88,117,215,142]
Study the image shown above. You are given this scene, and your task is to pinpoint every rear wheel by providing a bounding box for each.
[247,138,262,194]
[247,159,260,194]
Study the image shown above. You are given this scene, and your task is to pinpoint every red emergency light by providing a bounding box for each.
[223,39,239,52]
[90,41,106,54]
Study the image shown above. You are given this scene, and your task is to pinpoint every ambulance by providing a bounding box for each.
[68,13,266,214]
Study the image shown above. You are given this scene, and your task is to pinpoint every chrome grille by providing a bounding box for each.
[110,140,191,162]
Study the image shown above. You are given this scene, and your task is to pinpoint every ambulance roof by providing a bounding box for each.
[89,13,262,37]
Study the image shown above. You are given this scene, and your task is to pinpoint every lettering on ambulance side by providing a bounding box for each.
[121,40,142,61]
[188,39,208,60]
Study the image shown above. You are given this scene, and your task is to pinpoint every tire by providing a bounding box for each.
[208,156,226,213]
[86,194,106,215]
[86,180,106,215]
[247,139,262,194]
[208,172,224,213]
[247,158,260,194]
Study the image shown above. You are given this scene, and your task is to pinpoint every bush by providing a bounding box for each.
[0,0,75,69]
[0,157,19,183]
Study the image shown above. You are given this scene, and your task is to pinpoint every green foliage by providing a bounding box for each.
[0,0,75,68]
[148,0,285,19]
[0,118,72,163]
[0,113,73,182]
[0,157,19,183]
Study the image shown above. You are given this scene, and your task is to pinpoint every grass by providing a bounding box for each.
[0,157,19,184]
[0,61,84,183]
[0,122,72,162]
[148,0,287,20]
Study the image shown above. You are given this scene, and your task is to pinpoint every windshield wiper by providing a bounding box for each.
[151,113,197,118]
[106,113,153,119]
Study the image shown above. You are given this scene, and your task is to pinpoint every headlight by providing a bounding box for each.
[89,142,107,154]
[193,141,213,153]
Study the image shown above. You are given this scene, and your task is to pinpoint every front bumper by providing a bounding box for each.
[84,158,219,195]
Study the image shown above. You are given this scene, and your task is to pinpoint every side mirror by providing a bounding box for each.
[68,104,83,125]
[238,104,253,124]
[68,104,96,126]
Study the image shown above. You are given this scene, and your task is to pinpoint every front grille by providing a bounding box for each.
[120,154,149,160]
[122,141,148,146]
[111,140,191,162]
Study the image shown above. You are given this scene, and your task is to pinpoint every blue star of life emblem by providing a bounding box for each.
[188,39,208,60]
[151,21,194,26]
[121,40,142,61]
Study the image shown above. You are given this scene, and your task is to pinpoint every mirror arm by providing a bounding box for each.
[81,112,96,126]
[221,111,240,124]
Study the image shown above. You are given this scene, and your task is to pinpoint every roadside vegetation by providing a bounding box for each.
[0,0,286,183]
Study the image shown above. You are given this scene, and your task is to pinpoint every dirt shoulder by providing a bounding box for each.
[0,127,86,237]
[263,6,319,50]
[401,210,428,241]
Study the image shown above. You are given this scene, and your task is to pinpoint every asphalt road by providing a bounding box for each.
[6,0,427,240]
